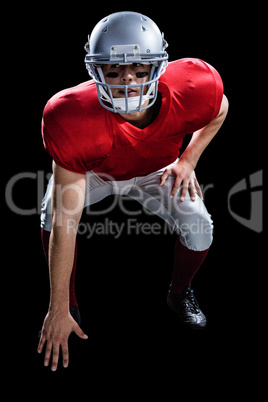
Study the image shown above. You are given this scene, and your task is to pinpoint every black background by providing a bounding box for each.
[5,3,264,394]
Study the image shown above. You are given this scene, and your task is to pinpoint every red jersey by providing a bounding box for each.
[42,58,223,180]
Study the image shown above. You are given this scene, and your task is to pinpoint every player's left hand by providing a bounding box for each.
[159,159,203,201]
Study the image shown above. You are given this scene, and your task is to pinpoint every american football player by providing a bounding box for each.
[38,11,228,370]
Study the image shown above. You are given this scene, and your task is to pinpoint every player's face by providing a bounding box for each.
[102,63,151,98]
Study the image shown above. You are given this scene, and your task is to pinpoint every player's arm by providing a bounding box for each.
[160,94,229,200]
[38,162,88,371]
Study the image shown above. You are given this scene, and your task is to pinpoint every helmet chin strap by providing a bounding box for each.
[110,83,155,112]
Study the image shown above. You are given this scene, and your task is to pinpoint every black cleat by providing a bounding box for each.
[167,286,207,330]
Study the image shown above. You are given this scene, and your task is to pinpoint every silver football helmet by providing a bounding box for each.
[84,11,168,113]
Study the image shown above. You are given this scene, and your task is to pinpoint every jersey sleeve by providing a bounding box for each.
[42,99,85,173]
[202,60,224,120]
[192,58,224,123]
[165,58,224,131]
[42,97,107,174]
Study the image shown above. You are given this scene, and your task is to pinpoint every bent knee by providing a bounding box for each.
[180,219,213,251]
[172,193,213,251]
[177,214,214,251]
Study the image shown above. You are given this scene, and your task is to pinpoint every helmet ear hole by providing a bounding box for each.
[84,42,90,52]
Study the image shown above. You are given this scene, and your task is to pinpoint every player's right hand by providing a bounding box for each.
[37,310,88,371]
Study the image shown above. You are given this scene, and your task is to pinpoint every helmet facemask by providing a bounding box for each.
[85,60,167,113]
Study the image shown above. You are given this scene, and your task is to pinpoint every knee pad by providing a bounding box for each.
[172,192,213,251]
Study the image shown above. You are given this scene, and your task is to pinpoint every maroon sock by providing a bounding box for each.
[41,228,78,307]
[170,238,209,294]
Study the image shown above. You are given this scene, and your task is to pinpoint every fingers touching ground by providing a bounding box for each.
[37,320,88,371]
[38,332,68,371]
